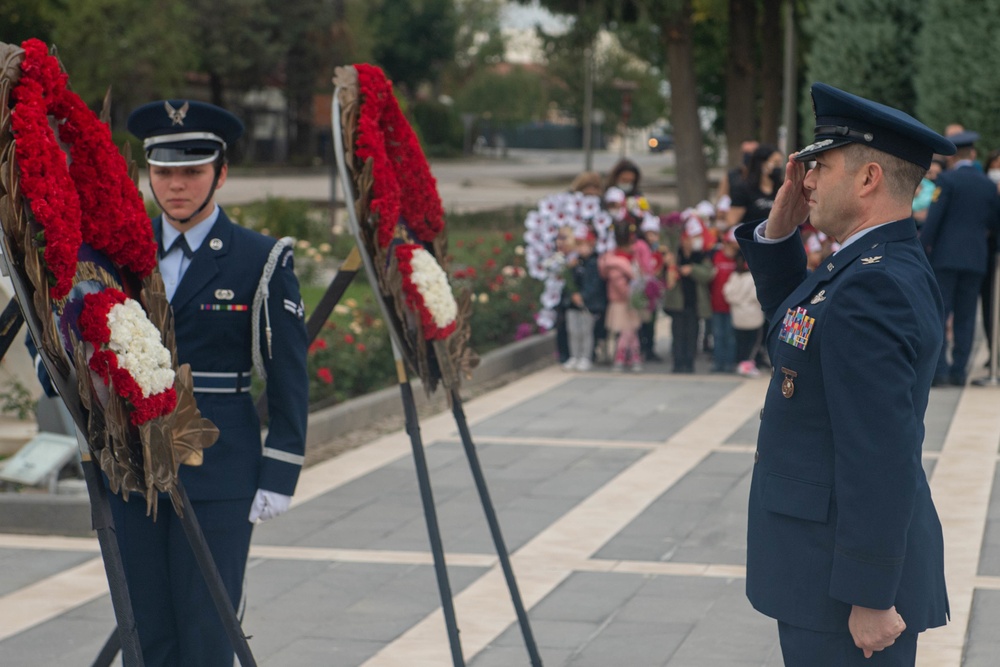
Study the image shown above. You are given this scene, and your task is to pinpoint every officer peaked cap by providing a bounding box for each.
[794,83,955,169]
[127,100,244,167]
[947,130,979,149]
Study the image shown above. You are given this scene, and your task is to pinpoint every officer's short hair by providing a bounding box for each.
[841,144,925,202]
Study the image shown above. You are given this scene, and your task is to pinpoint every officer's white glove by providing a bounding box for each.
[248,489,292,524]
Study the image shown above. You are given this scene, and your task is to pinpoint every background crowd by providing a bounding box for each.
[547,131,1000,381]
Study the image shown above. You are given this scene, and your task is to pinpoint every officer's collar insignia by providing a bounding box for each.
[826,262,835,272]
[810,289,826,304]
[209,238,223,250]
[800,138,834,154]
[164,100,189,126]
[860,255,882,265]
[215,289,234,300]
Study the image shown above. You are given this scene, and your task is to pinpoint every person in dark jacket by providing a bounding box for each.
[920,130,1000,385]
[123,100,308,666]
[736,82,953,665]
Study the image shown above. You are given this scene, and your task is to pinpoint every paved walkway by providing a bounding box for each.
[0,342,998,665]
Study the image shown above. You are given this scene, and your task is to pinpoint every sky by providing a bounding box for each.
[499,1,570,32]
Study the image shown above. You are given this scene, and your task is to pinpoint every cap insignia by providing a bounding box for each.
[801,138,834,154]
[164,100,189,126]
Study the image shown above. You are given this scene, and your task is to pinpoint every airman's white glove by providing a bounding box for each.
[248,489,292,524]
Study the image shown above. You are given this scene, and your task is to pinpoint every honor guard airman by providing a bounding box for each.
[919,130,1000,386]
[735,83,954,665]
[117,100,308,666]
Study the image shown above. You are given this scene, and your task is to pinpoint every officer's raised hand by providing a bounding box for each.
[764,154,811,239]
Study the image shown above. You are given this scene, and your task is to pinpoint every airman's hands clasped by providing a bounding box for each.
[764,154,811,239]
[849,605,906,658]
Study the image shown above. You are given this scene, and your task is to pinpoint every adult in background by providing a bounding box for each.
[715,139,759,217]
[606,158,643,197]
[727,144,785,226]
[735,82,952,665]
[920,130,1000,386]
[980,149,1000,368]
[124,101,309,666]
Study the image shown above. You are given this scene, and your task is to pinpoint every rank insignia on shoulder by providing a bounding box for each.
[215,289,234,300]
[810,289,826,304]
[860,255,882,265]
[283,298,304,318]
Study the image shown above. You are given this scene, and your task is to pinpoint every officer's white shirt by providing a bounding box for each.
[160,205,220,302]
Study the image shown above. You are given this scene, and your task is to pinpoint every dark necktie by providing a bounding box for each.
[160,234,194,260]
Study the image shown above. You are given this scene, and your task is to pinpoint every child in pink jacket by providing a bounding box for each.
[599,219,642,371]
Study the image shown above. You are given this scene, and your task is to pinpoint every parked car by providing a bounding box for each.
[647,130,674,152]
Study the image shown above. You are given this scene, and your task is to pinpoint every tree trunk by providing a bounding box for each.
[660,0,708,208]
[725,0,757,166]
[758,0,783,146]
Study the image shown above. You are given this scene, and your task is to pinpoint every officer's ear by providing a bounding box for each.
[858,161,883,197]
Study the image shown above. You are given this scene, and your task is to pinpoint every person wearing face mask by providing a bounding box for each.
[920,130,1000,386]
[727,145,785,226]
[606,158,643,197]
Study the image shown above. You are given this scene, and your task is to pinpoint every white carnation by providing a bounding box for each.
[106,299,175,397]
[408,248,458,329]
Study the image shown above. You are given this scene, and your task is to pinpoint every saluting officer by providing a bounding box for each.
[735,83,953,665]
[919,130,1000,386]
[120,100,308,666]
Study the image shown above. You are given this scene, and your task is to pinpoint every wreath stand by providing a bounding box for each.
[331,87,543,667]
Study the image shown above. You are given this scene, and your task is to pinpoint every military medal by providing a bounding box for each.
[780,367,797,398]
[778,307,816,350]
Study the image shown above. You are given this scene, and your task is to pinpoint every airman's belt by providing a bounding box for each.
[191,370,253,393]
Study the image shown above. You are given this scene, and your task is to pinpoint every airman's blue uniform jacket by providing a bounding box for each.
[920,164,1000,274]
[154,209,308,501]
[736,218,949,634]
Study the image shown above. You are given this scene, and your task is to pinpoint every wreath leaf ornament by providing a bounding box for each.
[0,39,216,518]
[334,64,477,395]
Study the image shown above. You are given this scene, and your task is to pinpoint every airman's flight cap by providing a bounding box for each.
[794,83,955,169]
[127,100,244,167]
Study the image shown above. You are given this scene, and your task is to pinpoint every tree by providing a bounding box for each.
[367,0,459,97]
[725,0,757,166]
[800,0,922,145]
[643,0,709,206]
[0,0,62,45]
[453,65,550,123]
[183,0,283,108]
[915,0,1000,151]
[50,0,195,127]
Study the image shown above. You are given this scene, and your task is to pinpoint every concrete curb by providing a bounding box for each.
[0,333,556,537]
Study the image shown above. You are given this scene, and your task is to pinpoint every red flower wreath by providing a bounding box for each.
[354,64,445,248]
[78,288,177,426]
[395,243,457,341]
[11,39,157,298]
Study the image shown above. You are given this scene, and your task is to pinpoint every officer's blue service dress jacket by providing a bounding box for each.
[154,209,308,501]
[735,218,949,634]
[920,164,1000,275]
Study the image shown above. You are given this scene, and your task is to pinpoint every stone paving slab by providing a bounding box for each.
[594,452,752,565]
[254,442,647,555]
[0,360,995,666]
[0,548,95,598]
[472,377,739,442]
[471,571,782,667]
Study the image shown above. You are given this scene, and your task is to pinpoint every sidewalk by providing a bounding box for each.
[0,345,998,665]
